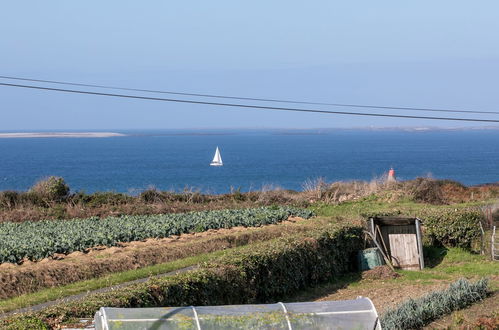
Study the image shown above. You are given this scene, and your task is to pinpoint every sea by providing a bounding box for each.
[0,129,498,194]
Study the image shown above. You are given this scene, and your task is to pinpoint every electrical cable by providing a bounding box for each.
[1,75,498,115]
[1,82,499,123]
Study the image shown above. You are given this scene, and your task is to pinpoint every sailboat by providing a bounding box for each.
[210,147,223,166]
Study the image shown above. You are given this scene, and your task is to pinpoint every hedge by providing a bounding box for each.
[380,278,489,329]
[422,208,484,249]
[1,224,363,329]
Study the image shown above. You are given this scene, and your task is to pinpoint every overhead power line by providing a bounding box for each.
[0,75,498,115]
[1,82,499,123]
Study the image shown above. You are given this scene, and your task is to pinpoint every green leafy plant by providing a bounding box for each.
[380,278,489,329]
[422,208,483,249]
[0,206,314,264]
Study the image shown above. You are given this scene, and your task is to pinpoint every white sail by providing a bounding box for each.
[210,147,223,166]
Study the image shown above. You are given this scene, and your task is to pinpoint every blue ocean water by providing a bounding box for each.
[0,129,498,194]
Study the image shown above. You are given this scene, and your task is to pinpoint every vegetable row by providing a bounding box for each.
[0,207,313,264]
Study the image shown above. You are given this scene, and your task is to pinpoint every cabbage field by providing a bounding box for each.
[0,207,313,264]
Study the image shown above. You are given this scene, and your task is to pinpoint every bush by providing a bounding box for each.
[423,208,484,249]
[408,178,445,204]
[436,179,467,189]
[1,317,49,330]
[3,224,362,327]
[29,176,69,203]
[492,208,499,224]
[140,188,164,203]
[68,191,134,208]
[381,278,489,329]
[0,191,20,209]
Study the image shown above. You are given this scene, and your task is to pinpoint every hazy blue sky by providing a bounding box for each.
[1,1,499,130]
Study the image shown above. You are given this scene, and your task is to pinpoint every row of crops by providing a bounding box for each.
[0,207,313,264]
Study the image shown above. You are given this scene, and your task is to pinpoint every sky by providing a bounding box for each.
[1,1,499,130]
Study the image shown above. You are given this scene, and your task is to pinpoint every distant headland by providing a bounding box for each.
[0,132,126,138]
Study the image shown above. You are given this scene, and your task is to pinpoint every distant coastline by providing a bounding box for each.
[0,132,126,138]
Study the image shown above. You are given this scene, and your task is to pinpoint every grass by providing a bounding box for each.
[0,248,233,313]
[388,248,498,288]
[410,248,496,277]
[289,247,498,305]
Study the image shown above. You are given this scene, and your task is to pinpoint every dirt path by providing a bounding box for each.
[315,281,447,314]
[0,265,197,318]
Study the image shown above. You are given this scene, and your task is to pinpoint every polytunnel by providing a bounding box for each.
[94,297,381,329]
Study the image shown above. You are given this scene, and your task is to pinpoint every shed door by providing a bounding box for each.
[388,234,420,270]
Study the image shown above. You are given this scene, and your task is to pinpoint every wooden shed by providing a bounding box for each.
[368,216,424,270]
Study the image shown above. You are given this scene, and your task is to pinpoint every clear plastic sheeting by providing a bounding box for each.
[94,297,381,330]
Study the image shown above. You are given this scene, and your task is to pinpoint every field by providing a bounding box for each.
[0,177,498,329]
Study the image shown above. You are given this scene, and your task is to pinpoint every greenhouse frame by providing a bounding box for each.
[94,297,381,329]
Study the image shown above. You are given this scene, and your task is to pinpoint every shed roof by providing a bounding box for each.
[370,216,419,226]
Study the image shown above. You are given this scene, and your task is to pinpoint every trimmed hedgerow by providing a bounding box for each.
[380,278,489,330]
[0,206,314,264]
[422,208,484,249]
[1,224,362,328]
[210,225,363,302]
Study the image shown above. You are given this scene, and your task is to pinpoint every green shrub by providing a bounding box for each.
[3,224,362,327]
[211,225,363,302]
[29,176,69,203]
[0,206,314,263]
[1,316,49,330]
[89,191,133,207]
[381,278,489,329]
[422,208,483,249]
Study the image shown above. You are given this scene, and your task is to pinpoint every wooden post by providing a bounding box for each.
[479,222,485,255]
[492,226,496,261]
[363,230,396,271]
[415,218,424,269]
[370,218,375,237]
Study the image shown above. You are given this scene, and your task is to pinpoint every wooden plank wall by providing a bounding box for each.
[379,225,421,270]
[380,225,416,256]
[388,234,420,270]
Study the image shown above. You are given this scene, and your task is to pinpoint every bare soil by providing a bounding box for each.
[316,280,447,313]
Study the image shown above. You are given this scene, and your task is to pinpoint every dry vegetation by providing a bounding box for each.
[1,176,498,223]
